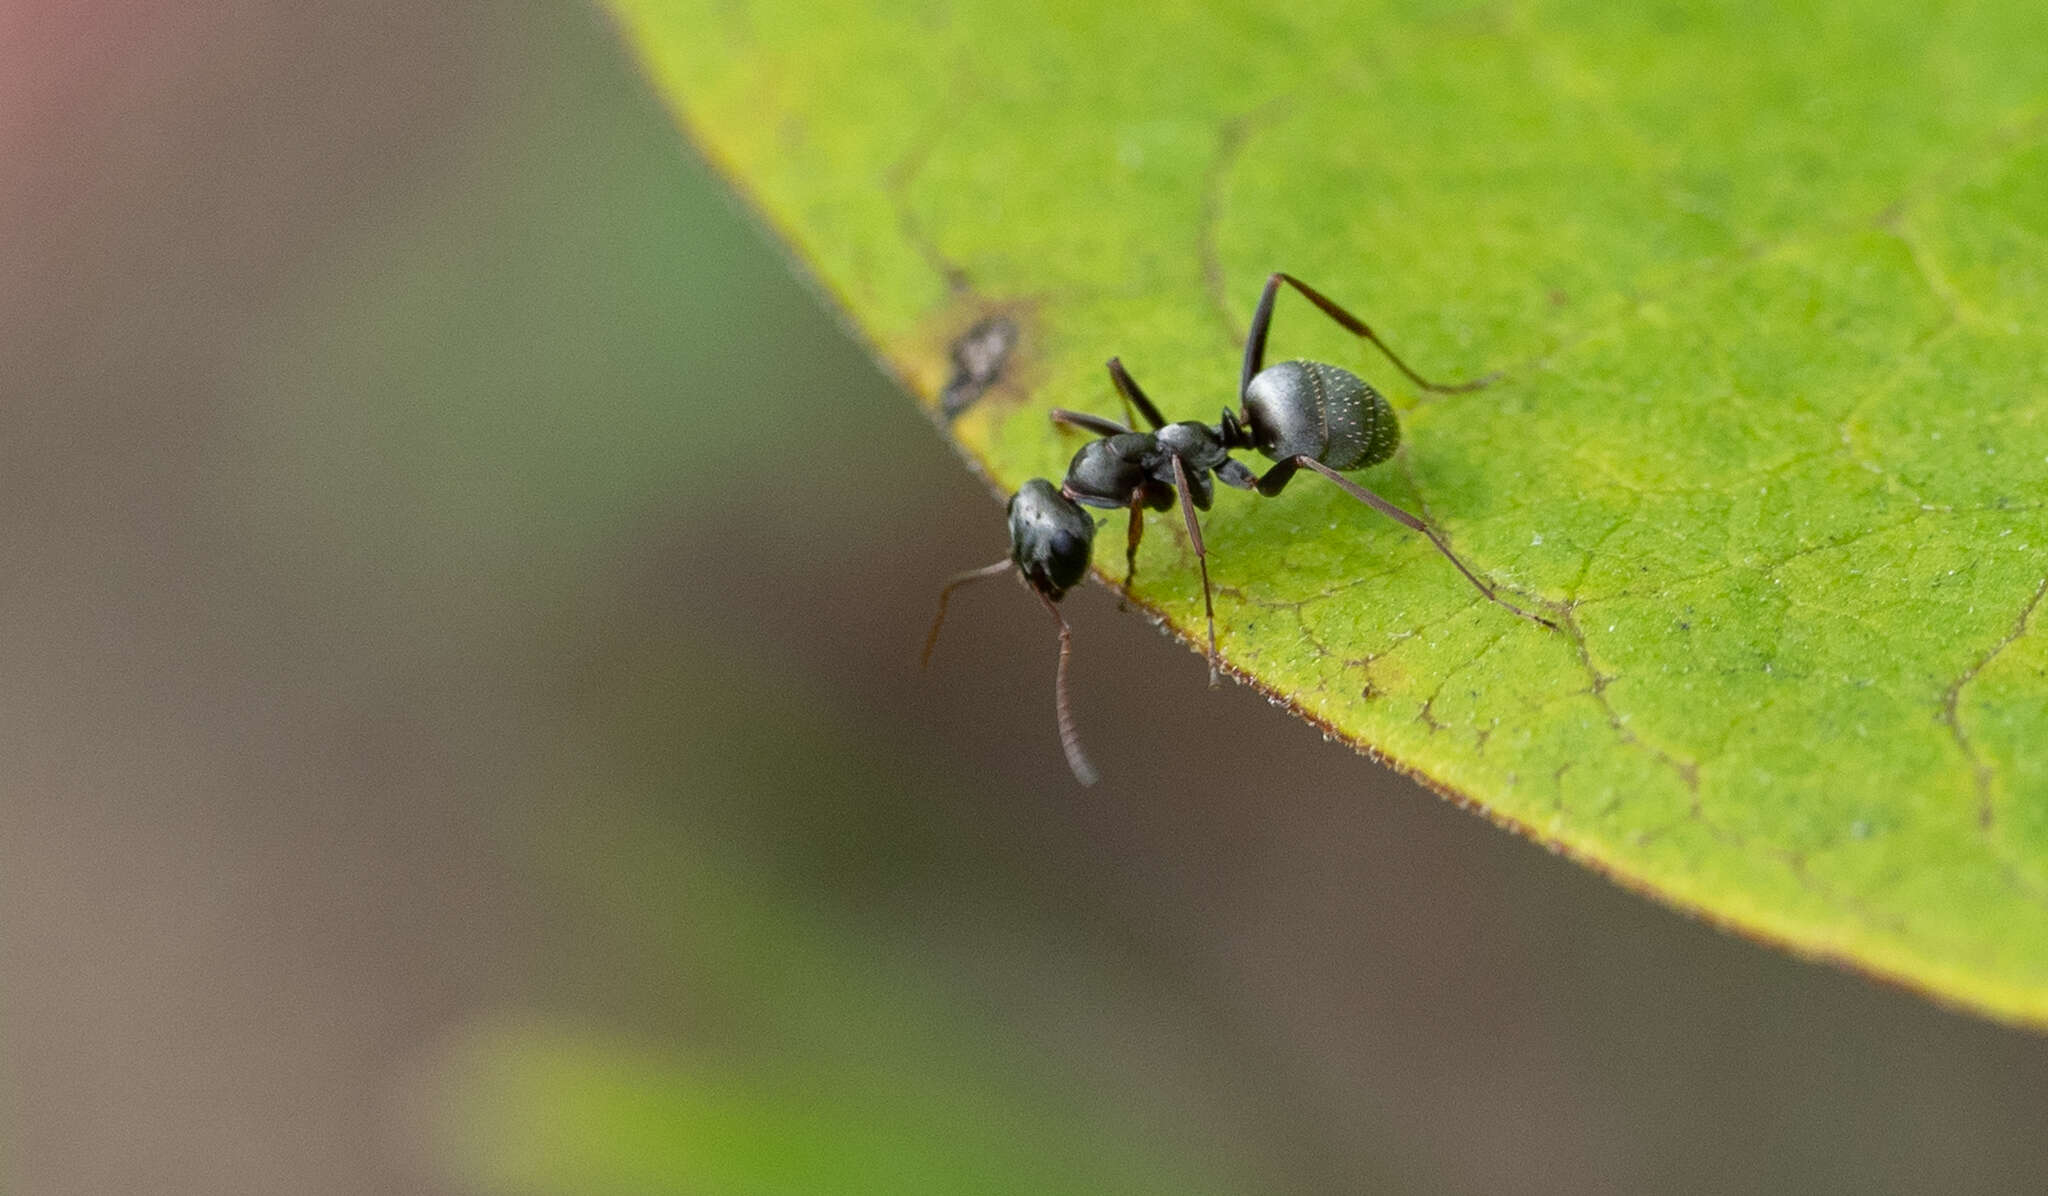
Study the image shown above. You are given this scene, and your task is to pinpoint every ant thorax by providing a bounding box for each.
[1062,432,1170,511]
[1151,421,1228,469]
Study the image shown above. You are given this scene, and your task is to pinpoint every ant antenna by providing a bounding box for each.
[1036,591,1098,785]
[922,559,1013,668]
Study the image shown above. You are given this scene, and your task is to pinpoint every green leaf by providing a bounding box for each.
[603,0,2048,1025]
[430,1002,1229,1196]
[427,808,1240,1195]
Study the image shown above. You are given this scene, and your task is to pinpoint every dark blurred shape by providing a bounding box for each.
[939,315,1019,417]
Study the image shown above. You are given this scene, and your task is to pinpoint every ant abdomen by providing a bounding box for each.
[1243,359,1399,471]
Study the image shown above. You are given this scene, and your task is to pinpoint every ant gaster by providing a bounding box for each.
[925,272,1555,784]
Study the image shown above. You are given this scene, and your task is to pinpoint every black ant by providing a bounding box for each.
[925,272,1555,784]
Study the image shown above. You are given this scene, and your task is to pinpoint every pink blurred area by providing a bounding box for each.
[0,5,500,1193]
[4,4,2048,1196]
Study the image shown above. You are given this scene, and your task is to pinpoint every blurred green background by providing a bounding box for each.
[6,3,2048,1193]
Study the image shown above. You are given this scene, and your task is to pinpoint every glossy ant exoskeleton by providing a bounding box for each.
[925,272,1555,784]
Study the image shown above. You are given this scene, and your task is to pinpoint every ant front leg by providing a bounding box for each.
[1106,357,1169,430]
[1120,499,1145,609]
[1240,272,1499,399]
[1258,455,1555,630]
[1050,408,1131,437]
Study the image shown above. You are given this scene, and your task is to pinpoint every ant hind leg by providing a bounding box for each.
[1240,272,1499,398]
[1262,455,1555,630]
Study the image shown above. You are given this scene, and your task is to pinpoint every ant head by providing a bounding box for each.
[1008,478,1096,600]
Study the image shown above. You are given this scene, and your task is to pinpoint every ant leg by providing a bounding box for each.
[1239,272,1498,399]
[1050,408,1130,437]
[1049,359,1171,439]
[1252,454,1301,498]
[1238,275,1283,399]
[1119,499,1145,609]
[1169,455,1223,685]
[1106,358,1170,430]
[922,559,1014,667]
[1034,590,1098,785]
[1260,455,1556,630]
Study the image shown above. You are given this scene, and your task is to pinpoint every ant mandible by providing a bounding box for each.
[925,272,1555,784]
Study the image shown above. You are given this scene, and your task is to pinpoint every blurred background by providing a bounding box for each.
[5,3,2048,1193]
